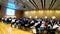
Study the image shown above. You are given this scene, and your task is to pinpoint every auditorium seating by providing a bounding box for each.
[1,17,60,34]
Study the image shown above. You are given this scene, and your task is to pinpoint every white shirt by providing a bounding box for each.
[34,22,40,26]
[9,19,12,20]
[40,24,45,27]
[53,24,59,29]
[34,23,39,26]
[12,19,16,22]
[42,21,45,24]
[31,20,34,23]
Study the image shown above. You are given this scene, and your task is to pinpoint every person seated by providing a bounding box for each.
[4,18,8,24]
[2,18,5,23]
[11,18,16,27]
[7,17,12,24]
[0,18,2,22]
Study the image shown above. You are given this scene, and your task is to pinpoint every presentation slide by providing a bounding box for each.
[6,8,15,16]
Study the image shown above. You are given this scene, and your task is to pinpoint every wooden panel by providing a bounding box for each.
[15,10,24,18]
[24,10,60,18]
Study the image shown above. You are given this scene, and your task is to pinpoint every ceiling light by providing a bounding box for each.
[45,16,47,18]
[29,16,32,18]
[35,16,37,18]
[52,16,56,19]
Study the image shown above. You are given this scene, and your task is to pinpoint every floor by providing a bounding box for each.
[0,22,32,34]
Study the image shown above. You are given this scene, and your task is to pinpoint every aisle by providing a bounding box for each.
[0,22,32,34]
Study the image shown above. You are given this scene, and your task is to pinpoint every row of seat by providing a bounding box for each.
[1,17,60,34]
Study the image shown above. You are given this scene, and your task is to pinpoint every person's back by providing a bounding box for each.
[0,18,2,21]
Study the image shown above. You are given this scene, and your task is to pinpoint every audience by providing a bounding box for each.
[1,17,60,34]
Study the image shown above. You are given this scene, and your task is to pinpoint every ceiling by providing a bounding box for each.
[0,0,60,10]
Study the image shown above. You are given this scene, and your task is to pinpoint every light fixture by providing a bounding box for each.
[25,11,28,14]
[45,16,47,18]
[52,16,56,19]
[35,16,37,18]
[29,16,32,18]
[33,11,36,13]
